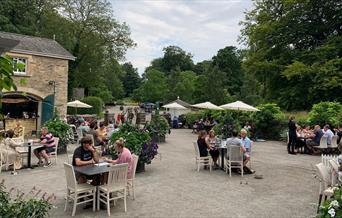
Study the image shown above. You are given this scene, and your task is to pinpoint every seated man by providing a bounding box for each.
[78,121,90,136]
[72,136,99,184]
[240,129,252,167]
[323,124,334,145]
[226,130,253,173]
[306,125,324,154]
[33,127,55,167]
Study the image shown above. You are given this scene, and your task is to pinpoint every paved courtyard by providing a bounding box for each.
[1,129,320,218]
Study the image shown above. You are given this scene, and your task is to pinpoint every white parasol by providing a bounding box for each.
[191,101,223,110]
[220,101,259,112]
[67,100,92,115]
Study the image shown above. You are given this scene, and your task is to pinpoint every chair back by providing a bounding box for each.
[63,162,77,190]
[51,137,59,155]
[228,145,243,162]
[107,163,128,188]
[286,132,289,144]
[193,142,200,157]
[329,159,339,186]
[319,136,328,149]
[131,154,139,180]
[330,135,339,148]
[315,163,331,191]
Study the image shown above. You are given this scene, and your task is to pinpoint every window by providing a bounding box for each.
[13,57,27,75]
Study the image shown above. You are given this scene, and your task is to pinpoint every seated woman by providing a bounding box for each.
[13,120,24,138]
[197,130,219,169]
[295,126,306,153]
[205,130,220,168]
[3,130,23,172]
[106,138,133,178]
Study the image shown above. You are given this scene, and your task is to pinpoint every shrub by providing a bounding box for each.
[252,103,285,140]
[43,117,71,153]
[0,180,54,218]
[68,96,104,116]
[184,111,205,128]
[308,102,342,127]
[146,114,170,138]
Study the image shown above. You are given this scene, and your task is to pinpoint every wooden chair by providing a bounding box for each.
[315,163,336,213]
[225,145,244,177]
[63,163,96,216]
[49,137,59,164]
[127,154,139,200]
[97,163,128,216]
[193,142,212,172]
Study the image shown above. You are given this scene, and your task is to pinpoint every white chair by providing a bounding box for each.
[329,135,339,151]
[328,159,339,187]
[49,137,59,164]
[127,154,139,200]
[193,142,212,172]
[315,163,336,213]
[225,145,244,177]
[317,136,328,153]
[63,163,96,216]
[97,163,128,216]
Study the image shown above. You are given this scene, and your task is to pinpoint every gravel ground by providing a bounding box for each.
[1,129,321,218]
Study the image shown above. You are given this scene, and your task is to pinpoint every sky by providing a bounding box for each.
[110,0,254,74]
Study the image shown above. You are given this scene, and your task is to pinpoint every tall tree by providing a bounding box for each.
[240,0,342,110]
[122,62,141,97]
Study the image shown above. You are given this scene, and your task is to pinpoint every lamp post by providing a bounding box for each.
[48,80,56,115]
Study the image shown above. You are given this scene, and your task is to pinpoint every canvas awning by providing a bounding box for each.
[67,100,92,108]
[162,102,187,110]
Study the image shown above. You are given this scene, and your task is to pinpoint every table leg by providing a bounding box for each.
[221,149,225,170]
[27,146,33,169]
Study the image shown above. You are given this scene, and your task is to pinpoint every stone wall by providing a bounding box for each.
[5,52,69,117]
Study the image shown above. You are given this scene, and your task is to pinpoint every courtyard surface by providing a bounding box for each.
[1,129,320,218]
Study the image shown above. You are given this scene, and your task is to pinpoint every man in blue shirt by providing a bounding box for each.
[241,129,252,167]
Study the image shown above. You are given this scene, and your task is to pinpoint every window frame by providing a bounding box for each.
[12,57,28,76]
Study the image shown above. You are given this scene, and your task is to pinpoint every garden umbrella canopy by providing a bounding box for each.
[67,100,92,108]
[220,101,259,112]
[162,102,187,110]
[192,101,223,110]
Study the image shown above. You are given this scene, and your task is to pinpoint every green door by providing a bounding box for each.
[41,94,54,125]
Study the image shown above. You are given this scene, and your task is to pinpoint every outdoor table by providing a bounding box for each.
[215,140,227,170]
[22,142,44,169]
[74,162,112,176]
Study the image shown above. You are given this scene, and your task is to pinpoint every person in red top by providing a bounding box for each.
[106,138,133,178]
[34,127,55,167]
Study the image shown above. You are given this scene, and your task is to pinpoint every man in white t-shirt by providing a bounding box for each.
[323,124,334,145]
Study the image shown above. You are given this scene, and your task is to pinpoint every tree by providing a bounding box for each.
[212,46,244,97]
[122,62,141,97]
[132,69,169,103]
[170,71,197,103]
[240,0,342,110]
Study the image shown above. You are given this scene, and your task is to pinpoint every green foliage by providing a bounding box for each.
[317,185,342,218]
[146,114,170,137]
[69,96,104,116]
[252,103,285,140]
[308,102,342,127]
[122,62,141,97]
[132,69,169,102]
[241,0,342,110]
[0,55,17,92]
[109,124,155,164]
[0,180,53,218]
[44,117,71,152]
[185,111,206,127]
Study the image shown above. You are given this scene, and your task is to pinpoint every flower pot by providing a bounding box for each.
[136,161,145,173]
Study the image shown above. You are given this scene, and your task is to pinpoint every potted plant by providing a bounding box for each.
[109,123,158,172]
[43,117,71,153]
[146,114,170,143]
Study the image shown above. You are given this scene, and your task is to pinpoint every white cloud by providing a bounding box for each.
[111,0,253,74]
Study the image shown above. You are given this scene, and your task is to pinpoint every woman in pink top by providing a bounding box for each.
[107,138,133,178]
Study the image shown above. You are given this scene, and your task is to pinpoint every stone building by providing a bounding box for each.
[0,31,75,134]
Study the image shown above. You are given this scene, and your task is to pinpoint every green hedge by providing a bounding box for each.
[308,102,342,127]
[67,96,104,116]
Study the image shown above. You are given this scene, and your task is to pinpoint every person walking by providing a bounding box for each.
[288,116,297,155]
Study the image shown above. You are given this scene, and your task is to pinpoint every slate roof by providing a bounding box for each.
[0,31,75,60]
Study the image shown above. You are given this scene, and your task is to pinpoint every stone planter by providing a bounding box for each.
[136,161,145,173]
